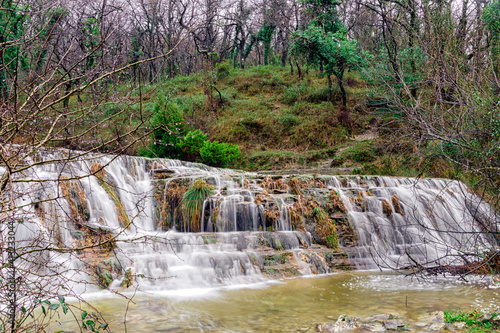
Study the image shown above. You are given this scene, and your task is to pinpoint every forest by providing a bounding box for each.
[0,0,498,199]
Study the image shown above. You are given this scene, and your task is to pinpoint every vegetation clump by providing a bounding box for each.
[391,195,404,216]
[181,179,213,232]
[444,310,499,332]
[381,199,393,216]
[312,207,339,249]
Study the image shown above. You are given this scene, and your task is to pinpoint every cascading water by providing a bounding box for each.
[3,149,499,298]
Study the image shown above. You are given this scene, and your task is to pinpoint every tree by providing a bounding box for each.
[291,25,366,106]
[0,0,188,331]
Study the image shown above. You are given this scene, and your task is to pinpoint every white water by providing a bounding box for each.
[2,149,499,298]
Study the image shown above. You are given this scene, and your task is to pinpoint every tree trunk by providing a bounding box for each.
[327,75,333,102]
[296,61,302,79]
[338,77,346,107]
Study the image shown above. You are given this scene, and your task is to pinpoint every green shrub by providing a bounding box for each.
[341,141,377,163]
[283,82,308,105]
[149,98,185,159]
[216,61,232,80]
[182,130,208,156]
[279,113,300,128]
[200,141,241,167]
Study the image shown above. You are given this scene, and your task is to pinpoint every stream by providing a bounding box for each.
[51,272,500,332]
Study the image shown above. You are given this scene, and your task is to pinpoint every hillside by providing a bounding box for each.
[117,64,469,182]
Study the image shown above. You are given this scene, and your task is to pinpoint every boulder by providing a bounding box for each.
[383,319,405,331]
[427,322,445,331]
[362,322,386,332]
[333,315,362,332]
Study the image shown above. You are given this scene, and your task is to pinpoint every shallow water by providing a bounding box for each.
[51,272,500,332]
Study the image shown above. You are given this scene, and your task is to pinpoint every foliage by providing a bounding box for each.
[484,0,500,74]
[200,141,241,167]
[312,207,339,248]
[149,97,186,159]
[291,26,367,106]
[444,310,499,333]
[181,179,213,232]
[340,141,378,163]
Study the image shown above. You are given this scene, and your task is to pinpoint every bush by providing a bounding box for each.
[279,113,300,129]
[149,99,185,159]
[283,82,308,105]
[181,130,208,157]
[200,141,241,167]
[216,61,232,80]
[341,141,377,163]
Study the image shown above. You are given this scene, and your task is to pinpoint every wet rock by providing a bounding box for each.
[333,315,361,332]
[427,322,445,331]
[364,314,390,322]
[452,322,466,329]
[316,323,336,332]
[426,311,445,323]
[362,322,386,332]
[478,312,492,321]
[383,319,405,331]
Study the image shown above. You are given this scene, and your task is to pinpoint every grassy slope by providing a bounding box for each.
[150,64,375,171]
[67,63,470,186]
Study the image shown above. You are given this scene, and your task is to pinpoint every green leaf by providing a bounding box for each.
[82,311,87,320]
[21,306,26,313]
[43,300,51,305]
[59,296,65,304]
[41,306,46,315]
[49,304,60,310]
[98,324,109,329]
[86,319,95,327]
[62,304,68,315]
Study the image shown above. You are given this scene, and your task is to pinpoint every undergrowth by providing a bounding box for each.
[444,310,499,333]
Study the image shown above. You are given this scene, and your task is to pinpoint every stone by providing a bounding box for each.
[316,323,335,332]
[452,322,466,329]
[333,315,362,332]
[362,322,386,332]
[426,311,445,323]
[478,312,492,321]
[383,319,405,331]
[427,322,445,331]
[364,314,390,322]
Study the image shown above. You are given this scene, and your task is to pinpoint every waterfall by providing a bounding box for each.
[4,149,499,296]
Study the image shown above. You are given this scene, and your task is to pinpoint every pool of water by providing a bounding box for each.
[52,272,500,332]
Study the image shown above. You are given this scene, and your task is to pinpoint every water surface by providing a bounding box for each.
[52,272,500,332]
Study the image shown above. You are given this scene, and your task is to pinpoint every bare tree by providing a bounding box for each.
[0,0,188,331]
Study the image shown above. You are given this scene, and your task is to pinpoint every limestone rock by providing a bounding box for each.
[427,322,445,331]
[333,315,361,332]
[383,319,405,331]
[362,322,386,332]
[478,313,492,321]
[316,323,335,332]
[425,311,445,323]
[364,314,390,322]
